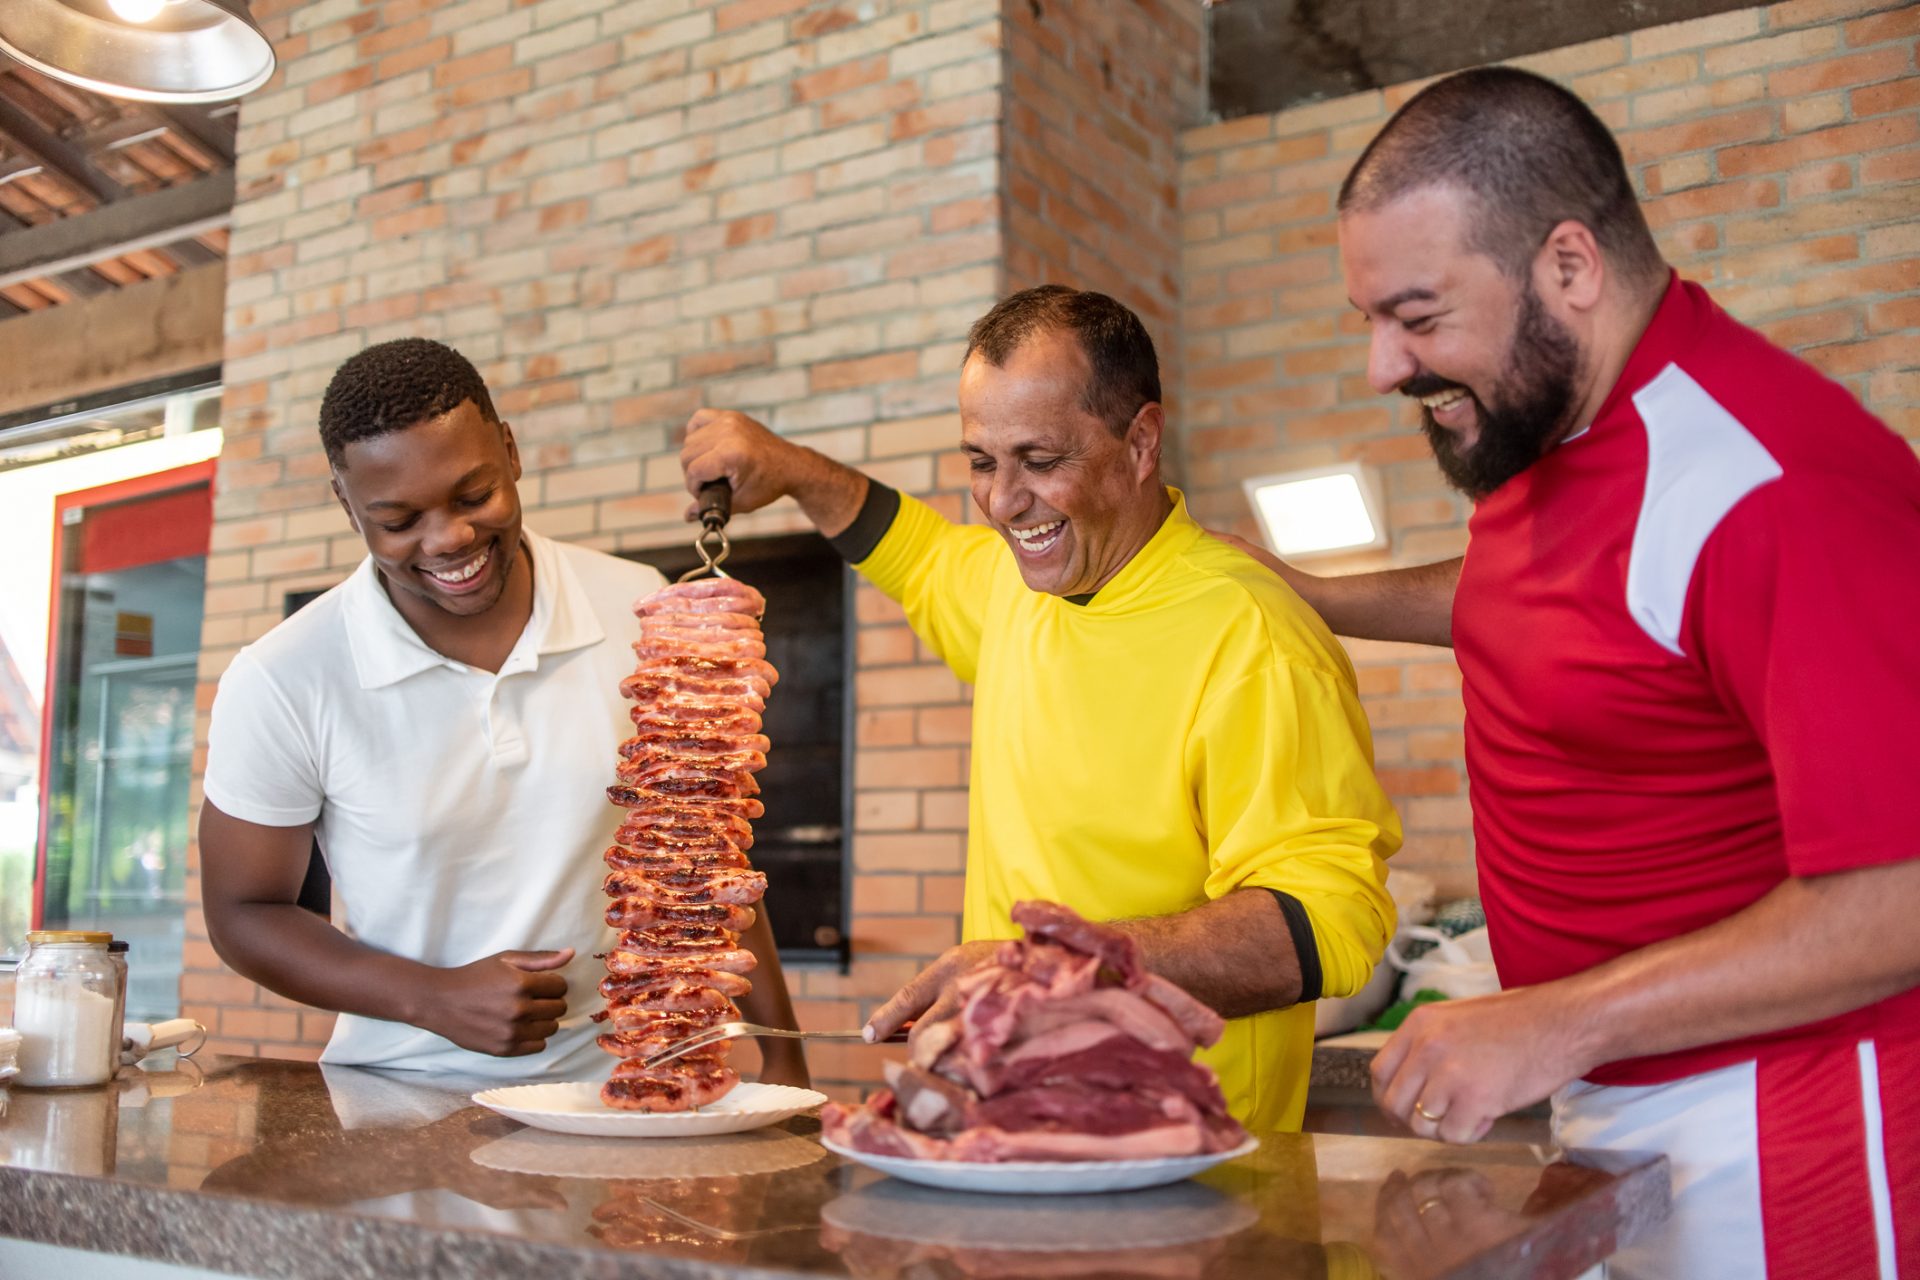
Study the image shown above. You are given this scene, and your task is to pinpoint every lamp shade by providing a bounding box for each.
[0,0,274,104]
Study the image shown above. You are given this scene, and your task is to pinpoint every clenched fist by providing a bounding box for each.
[680,408,871,538]
[417,948,573,1057]
[680,409,807,519]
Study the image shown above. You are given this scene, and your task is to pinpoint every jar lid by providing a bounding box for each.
[27,930,113,944]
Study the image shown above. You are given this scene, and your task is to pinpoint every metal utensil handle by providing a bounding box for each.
[697,478,732,531]
[677,478,734,583]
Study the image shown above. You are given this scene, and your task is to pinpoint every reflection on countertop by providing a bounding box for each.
[820,1176,1266,1278]
[0,1055,1666,1280]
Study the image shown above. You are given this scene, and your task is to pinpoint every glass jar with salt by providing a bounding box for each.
[13,931,120,1088]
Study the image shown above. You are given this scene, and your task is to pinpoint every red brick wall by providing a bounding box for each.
[187,0,1202,1098]
[1000,0,1202,339]
[1177,0,1920,898]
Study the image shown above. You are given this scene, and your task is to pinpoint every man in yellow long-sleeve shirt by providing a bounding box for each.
[680,286,1401,1130]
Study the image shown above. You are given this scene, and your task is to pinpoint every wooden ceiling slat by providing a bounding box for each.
[28,275,71,305]
[0,64,232,316]
[0,284,50,311]
[6,69,109,132]
[118,247,179,278]
[124,141,194,185]
[15,170,89,217]
[0,89,130,204]
[89,257,143,286]
[154,129,218,174]
[152,106,235,168]
[0,182,57,223]
[99,147,168,192]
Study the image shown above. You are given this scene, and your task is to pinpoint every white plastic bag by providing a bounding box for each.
[1386,925,1500,1002]
[1313,952,1400,1035]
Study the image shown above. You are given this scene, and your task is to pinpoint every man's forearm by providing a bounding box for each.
[1286,557,1462,647]
[1115,890,1303,1019]
[782,447,869,540]
[207,900,439,1028]
[1559,859,1920,1071]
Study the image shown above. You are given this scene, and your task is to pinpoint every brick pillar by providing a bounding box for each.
[999,0,1204,344]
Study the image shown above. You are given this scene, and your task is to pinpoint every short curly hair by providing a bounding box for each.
[318,338,500,467]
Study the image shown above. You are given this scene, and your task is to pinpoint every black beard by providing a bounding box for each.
[1416,284,1582,500]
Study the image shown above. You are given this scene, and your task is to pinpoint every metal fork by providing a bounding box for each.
[638,1021,905,1071]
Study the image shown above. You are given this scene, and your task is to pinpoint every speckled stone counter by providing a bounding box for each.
[1310,1039,1383,1091]
[0,1056,1666,1280]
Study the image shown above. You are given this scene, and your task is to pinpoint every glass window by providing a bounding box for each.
[0,386,219,999]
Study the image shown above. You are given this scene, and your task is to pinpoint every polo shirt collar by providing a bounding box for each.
[341,528,605,690]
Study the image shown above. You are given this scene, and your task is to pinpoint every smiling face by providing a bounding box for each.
[958,328,1169,597]
[330,399,527,624]
[1340,185,1584,499]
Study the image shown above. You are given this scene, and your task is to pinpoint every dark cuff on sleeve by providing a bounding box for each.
[1262,888,1324,1004]
[827,481,901,564]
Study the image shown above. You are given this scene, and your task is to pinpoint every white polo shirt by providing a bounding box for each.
[205,529,664,1078]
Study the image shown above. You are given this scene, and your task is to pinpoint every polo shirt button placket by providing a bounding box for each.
[486,669,529,767]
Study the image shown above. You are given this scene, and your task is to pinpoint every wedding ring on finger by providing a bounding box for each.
[1414,1099,1447,1124]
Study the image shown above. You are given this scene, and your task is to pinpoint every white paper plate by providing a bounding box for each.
[471,1126,826,1178]
[820,1134,1260,1195]
[472,1080,827,1138]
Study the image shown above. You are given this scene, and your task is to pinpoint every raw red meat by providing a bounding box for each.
[821,902,1248,1161]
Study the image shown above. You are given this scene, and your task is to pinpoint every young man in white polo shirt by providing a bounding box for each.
[199,338,804,1083]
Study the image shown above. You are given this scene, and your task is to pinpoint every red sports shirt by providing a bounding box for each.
[1455,274,1920,1085]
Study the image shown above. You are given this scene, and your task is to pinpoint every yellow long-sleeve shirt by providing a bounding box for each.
[855,487,1402,1131]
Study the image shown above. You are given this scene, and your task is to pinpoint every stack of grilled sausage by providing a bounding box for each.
[596,577,776,1111]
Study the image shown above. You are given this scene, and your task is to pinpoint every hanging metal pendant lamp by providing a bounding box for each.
[0,0,275,104]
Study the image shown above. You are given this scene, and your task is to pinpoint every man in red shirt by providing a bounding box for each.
[1245,67,1920,1277]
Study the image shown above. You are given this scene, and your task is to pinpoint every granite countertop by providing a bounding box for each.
[1311,1031,1392,1091]
[0,1055,1665,1280]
